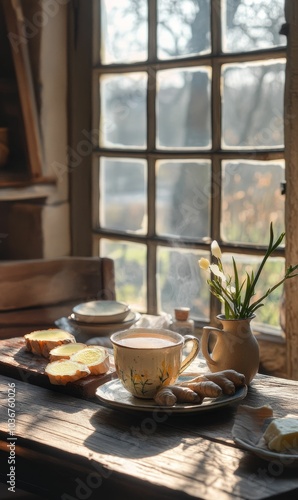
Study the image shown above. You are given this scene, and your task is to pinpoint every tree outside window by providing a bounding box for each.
[92,0,286,331]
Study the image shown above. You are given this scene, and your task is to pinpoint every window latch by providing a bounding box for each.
[280,181,286,195]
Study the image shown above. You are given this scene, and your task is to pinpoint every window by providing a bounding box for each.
[91,0,286,331]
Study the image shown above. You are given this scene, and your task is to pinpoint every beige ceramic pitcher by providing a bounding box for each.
[201,314,259,384]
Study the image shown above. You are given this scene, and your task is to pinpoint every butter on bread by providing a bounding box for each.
[25,329,76,358]
[263,415,298,452]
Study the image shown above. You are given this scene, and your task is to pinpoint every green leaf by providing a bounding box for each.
[232,257,239,293]
[203,223,298,320]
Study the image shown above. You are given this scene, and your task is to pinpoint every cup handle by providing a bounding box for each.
[179,335,200,374]
[201,326,222,366]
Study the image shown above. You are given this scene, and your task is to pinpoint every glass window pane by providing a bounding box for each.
[100,73,147,149]
[156,160,211,239]
[222,60,285,149]
[222,253,285,328]
[221,160,285,245]
[101,239,147,312]
[222,0,286,53]
[156,67,211,149]
[157,0,211,60]
[100,0,148,64]
[157,247,210,321]
[100,157,147,233]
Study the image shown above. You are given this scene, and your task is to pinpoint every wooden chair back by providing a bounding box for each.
[0,257,116,338]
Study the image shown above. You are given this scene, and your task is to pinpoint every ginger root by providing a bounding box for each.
[154,386,203,406]
[153,370,246,407]
[180,369,245,396]
[185,380,223,398]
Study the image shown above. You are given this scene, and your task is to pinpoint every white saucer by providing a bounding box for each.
[232,406,298,468]
[66,311,141,337]
[233,435,298,467]
[96,380,248,414]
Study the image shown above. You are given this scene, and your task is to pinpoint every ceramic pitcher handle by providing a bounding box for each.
[179,335,200,374]
[201,326,223,366]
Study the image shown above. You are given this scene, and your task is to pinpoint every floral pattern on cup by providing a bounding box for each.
[111,328,200,399]
[119,360,174,397]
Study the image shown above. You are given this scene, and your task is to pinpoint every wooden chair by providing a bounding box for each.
[0,257,115,339]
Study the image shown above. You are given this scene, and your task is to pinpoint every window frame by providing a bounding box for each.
[69,0,298,379]
[91,0,286,321]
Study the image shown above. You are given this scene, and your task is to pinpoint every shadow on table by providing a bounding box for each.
[233,452,298,499]
[85,408,187,458]
[85,401,240,459]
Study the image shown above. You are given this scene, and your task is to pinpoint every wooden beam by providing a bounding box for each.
[2,0,43,177]
[284,0,298,380]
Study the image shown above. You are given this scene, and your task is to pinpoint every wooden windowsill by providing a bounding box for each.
[253,323,286,344]
[0,174,56,189]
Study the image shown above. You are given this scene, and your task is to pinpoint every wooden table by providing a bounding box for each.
[0,354,298,500]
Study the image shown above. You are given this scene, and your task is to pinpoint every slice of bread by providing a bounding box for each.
[70,346,110,375]
[45,359,90,385]
[24,329,76,358]
[49,342,87,361]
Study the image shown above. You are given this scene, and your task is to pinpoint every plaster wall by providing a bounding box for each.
[0,0,71,259]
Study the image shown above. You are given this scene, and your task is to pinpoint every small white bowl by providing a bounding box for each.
[66,311,141,338]
[72,300,131,324]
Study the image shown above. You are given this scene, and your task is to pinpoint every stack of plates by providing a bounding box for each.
[66,300,141,338]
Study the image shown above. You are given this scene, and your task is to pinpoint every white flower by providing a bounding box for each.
[210,264,226,282]
[198,258,210,271]
[211,240,222,259]
[198,223,298,319]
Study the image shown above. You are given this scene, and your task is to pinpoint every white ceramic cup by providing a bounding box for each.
[110,327,200,399]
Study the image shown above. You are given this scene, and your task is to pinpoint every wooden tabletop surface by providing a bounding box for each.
[0,366,298,499]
